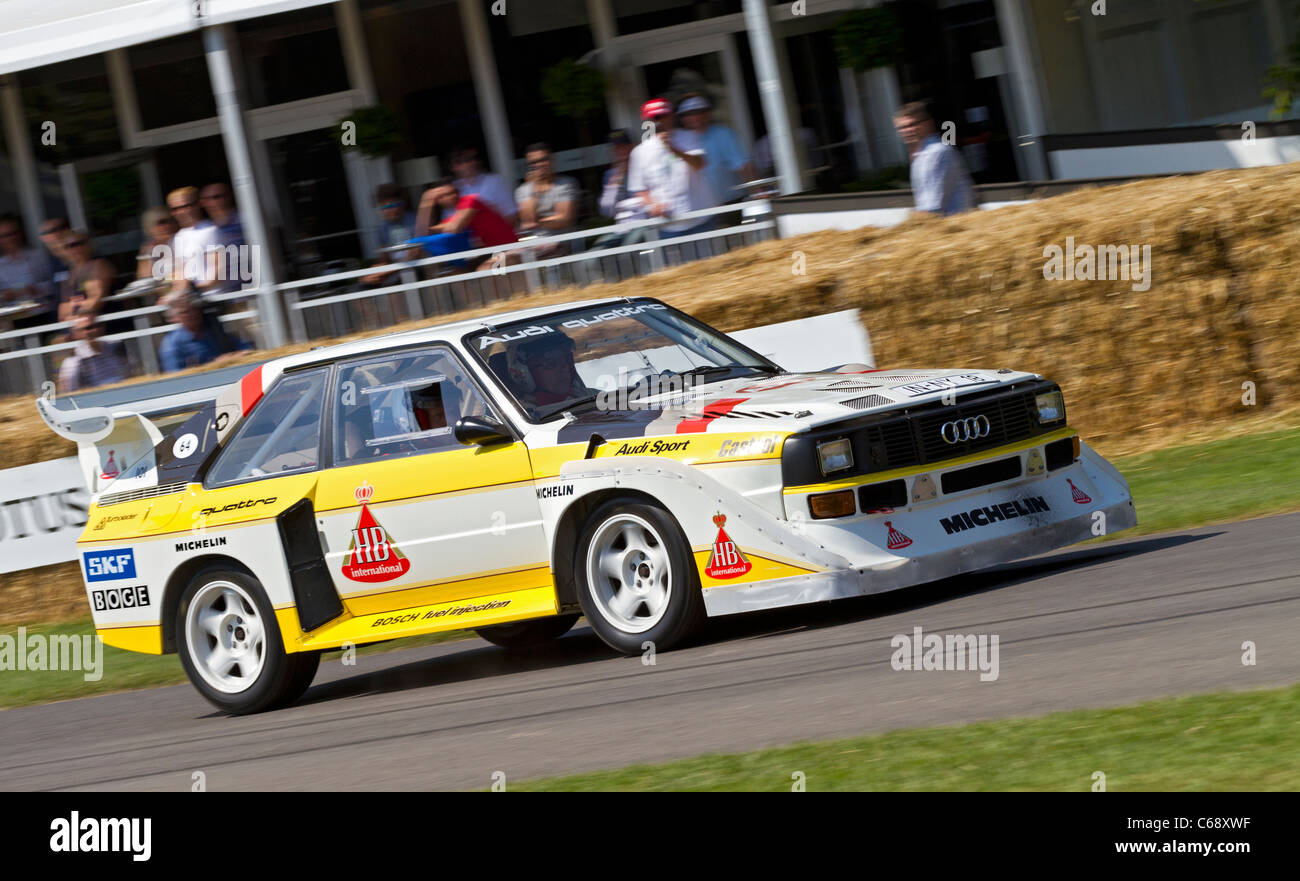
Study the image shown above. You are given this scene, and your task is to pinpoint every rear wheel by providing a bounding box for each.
[475,614,580,649]
[575,498,704,655]
[175,567,319,714]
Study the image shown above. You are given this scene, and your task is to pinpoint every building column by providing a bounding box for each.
[994,0,1050,181]
[1,75,45,248]
[721,33,755,153]
[105,49,142,150]
[459,0,516,180]
[203,24,285,348]
[742,0,805,194]
[586,0,644,132]
[336,0,383,257]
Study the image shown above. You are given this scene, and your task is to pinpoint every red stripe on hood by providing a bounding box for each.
[239,365,265,414]
[675,397,748,434]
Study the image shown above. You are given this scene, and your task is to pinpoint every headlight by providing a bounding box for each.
[817,437,853,475]
[1035,390,1065,425]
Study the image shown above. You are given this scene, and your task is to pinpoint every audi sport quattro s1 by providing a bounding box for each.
[39,297,1135,713]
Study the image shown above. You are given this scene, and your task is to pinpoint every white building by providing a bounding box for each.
[0,0,1294,346]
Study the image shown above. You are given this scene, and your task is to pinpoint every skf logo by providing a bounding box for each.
[84,549,137,582]
[704,513,752,579]
[341,483,411,583]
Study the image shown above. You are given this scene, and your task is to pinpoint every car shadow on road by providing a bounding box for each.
[705,531,1221,643]
[293,531,1218,708]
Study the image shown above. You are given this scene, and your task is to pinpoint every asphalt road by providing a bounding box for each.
[3,514,1297,791]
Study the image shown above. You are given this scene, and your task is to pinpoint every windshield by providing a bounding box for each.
[465,301,780,422]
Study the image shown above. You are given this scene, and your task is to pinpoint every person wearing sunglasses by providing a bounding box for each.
[515,142,578,258]
[56,230,115,325]
[167,186,218,296]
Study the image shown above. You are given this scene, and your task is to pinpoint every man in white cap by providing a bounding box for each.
[626,98,714,238]
[676,93,754,204]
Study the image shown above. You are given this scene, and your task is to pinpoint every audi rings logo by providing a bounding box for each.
[940,415,991,444]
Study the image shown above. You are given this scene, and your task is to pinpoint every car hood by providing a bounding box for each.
[536,368,1041,445]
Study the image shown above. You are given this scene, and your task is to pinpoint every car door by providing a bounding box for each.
[314,344,552,616]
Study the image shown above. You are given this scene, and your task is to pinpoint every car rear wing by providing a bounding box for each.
[36,391,165,497]
[35,369,256,499]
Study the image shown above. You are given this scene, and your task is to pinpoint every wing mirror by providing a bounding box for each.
[454,416,513,447]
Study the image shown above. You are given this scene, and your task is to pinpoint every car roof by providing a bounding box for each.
[269,296,643,372]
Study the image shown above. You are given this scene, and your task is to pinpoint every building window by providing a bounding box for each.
[21,57,122,165]
[236,6,351,107]
[129,34,217,130]
[612,0,742,34]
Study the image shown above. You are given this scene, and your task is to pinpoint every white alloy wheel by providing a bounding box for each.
[584,512,673,634]
[184,579,267,693]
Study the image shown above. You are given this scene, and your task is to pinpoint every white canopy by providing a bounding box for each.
[0,0,338,76]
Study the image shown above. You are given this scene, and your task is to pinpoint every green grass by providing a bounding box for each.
[2,426,1297,711]
[1118,426,1300,537]
[511,683,1300,791]
[0,617,473,709]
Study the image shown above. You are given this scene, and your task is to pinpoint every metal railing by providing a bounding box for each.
[0,201,774,396]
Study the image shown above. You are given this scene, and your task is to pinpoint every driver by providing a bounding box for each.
[511,333,592,410]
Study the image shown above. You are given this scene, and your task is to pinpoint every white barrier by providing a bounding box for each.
[0,309,871,575]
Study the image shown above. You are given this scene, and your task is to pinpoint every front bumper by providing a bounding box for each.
[703,498,1134,615]
[703,438,1136,616]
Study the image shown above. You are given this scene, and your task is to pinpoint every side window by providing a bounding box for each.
[335,347,499,465]
[207,370,328,485]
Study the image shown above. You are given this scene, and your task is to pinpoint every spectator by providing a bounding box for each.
[362,183,419,285]
[598,129,643,221]
[199,182,244,292]
[676,94,753,204]
[0,214,55,327]
[57,230,115,322]
[448,146,518,226]
[412,178,518,271]
[627,98,714,238]
[167,186,218,295]
[39,216,71,292]
[136,207,178,281]
[515,142,579,257]
[57,314,129,392]
[158,291,248,372]
[893,101,974,216]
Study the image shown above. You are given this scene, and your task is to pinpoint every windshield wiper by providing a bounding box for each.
[535,394,601,422]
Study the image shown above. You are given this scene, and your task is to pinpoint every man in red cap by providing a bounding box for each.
[627,98,715,238]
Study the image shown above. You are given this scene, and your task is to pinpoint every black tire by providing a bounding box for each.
[475,613,580,649]
[574,497,705,655]
[175,566,317,715]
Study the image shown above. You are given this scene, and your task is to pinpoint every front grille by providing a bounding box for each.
[781,382,1063,488]
[913,392,1039,461]
[98,482,187,506]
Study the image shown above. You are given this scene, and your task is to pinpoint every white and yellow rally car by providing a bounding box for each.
[39,297,1135,713]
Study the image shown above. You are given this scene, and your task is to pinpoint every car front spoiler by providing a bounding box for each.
[700,499,1136,616]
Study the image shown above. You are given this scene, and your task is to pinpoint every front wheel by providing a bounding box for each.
[574,498,704,655]
[175,567,319,715]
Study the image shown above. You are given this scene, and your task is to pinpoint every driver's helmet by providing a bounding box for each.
[506,332,576,394]
[411,382,447,431]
